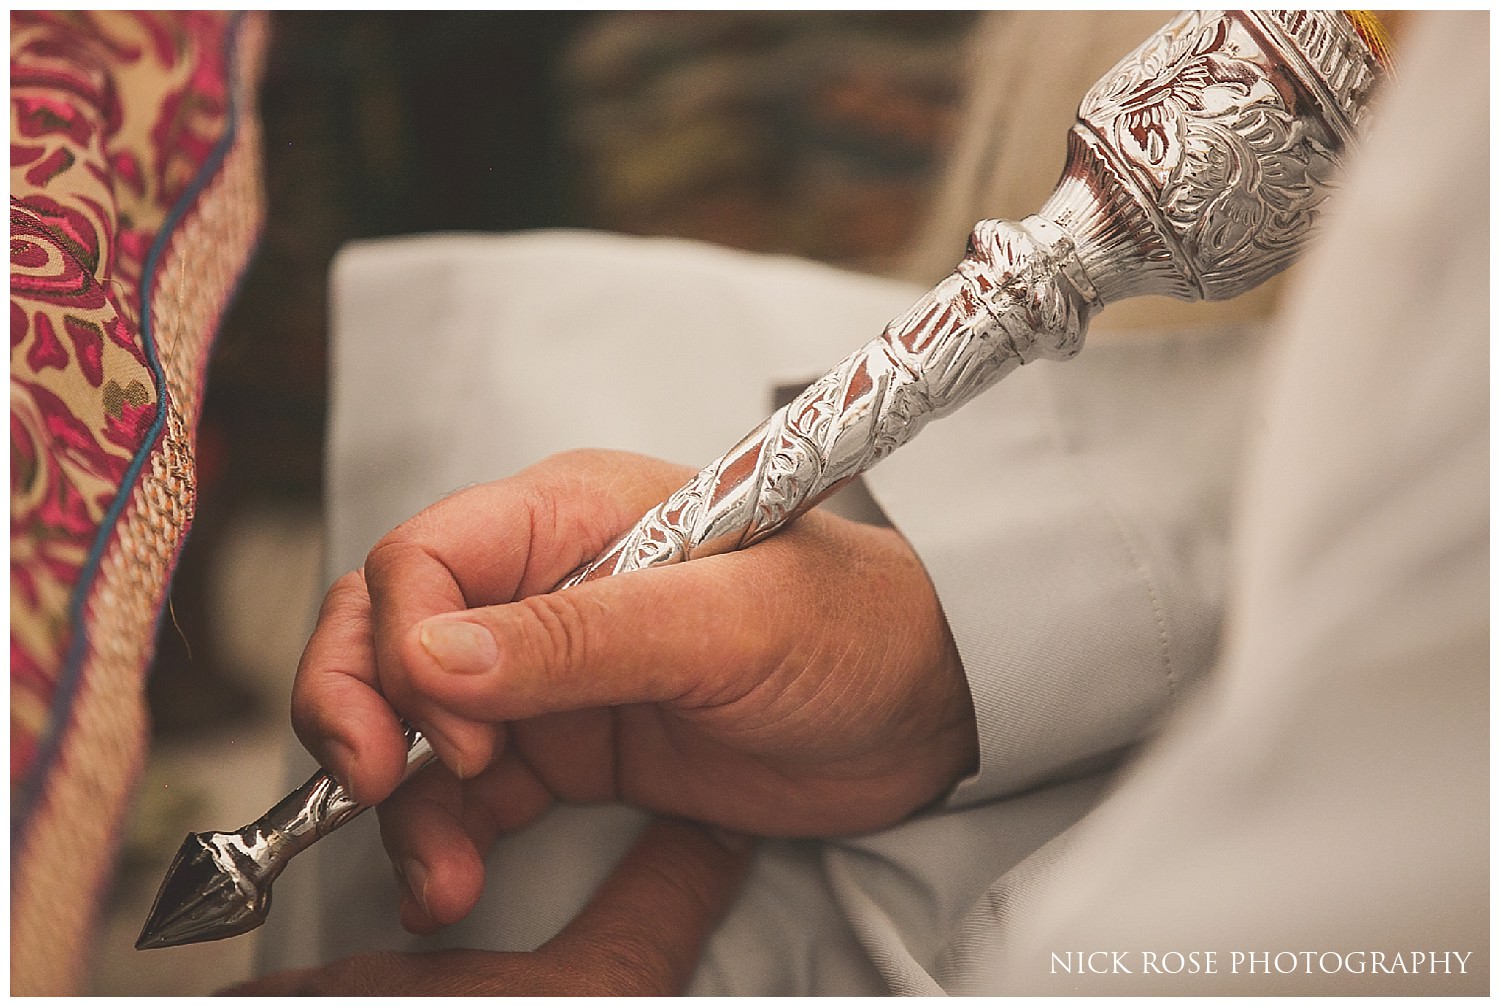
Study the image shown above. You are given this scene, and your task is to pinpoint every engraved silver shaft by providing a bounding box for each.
[137,10,1389,950]
[136,729,433,948]
[561,215,1098,587]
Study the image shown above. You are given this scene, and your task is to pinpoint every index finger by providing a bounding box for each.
[290,568,408,804]
[360,450,695,780]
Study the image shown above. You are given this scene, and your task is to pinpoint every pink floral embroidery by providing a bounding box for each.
[24,313,69,371]
[9,10,239,791]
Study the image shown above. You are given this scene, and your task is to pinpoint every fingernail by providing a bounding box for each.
[419,618,498,675]
[417,722,468,780]
[398,858,431,917]
[324,738,357,793]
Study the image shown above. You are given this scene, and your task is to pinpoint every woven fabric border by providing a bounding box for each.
[10,12,268,995]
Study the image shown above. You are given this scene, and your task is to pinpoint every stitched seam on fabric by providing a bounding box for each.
[1034,374,1177,700]
[1112,509,1175,696]
[13,10,250,846]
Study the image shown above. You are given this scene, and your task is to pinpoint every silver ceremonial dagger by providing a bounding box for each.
[138,9,1390,950]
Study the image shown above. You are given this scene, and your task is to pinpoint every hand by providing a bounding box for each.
[221,818,752,995]
[293,448,976,930]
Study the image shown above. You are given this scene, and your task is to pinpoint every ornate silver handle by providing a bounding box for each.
[563,215,1098,585]
[563,9,1386,584]
[139,9,1390,949]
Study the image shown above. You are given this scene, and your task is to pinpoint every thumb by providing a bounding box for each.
[405,544,797,722]
[541,818,755,995]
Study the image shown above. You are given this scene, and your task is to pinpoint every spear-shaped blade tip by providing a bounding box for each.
[135,832,270,950]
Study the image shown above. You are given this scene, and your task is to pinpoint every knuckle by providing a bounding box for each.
[515,589,596,685]
[364,525,455,603]
[362,535,423,592]
[317,567,368,618]
[548,445,611,472]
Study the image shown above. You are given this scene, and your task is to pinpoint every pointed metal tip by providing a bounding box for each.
[135,832,270,950]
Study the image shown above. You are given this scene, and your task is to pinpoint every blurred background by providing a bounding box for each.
[151,7,977,735]
[95,11,978,994]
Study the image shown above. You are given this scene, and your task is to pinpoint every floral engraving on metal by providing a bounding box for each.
[1080,12,1335,295]
[1053,10,1383,304]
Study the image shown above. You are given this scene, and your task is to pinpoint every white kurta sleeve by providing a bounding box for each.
[863,318,1267,807]
[935,12,1488,995]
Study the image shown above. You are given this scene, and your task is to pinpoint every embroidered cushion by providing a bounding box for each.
[10,11,267,993]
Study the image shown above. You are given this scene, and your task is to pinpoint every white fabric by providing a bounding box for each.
[260,12,1488,994]
[942,13,1490,994]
